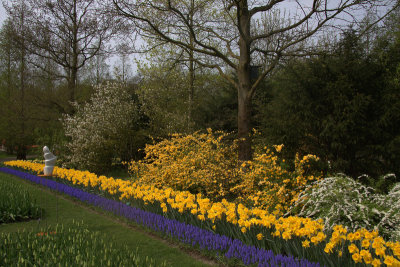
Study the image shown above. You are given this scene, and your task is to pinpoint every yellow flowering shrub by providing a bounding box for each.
[127,129,241,201]
[128,130,322,213]
[232,147,323,214]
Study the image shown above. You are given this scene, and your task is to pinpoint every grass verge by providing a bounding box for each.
[1,221,168,266]
[0,178,42,223]
[0,151,13,159]
[0,172,217,267]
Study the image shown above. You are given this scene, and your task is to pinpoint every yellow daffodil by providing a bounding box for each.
[372,258,382,267]
[257,233,263,240]
[352,253,362,263]
[302,240,310,248]
[348,243,359,254]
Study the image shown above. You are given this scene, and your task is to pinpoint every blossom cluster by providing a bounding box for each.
[0,167,321,267]
[62,82,139,172]
[233,149,322,214]
[324,225,400,266]
[4,161,400,266]
[291,175,400,241]
[128,129,322,213]
[128,130,241,201]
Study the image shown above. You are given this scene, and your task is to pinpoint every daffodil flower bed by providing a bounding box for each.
[3,162,400,266]
[0,166,321,267]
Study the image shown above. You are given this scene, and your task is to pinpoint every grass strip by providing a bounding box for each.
[0,178,42,223]
[0,170,215,267]
[0,151,13,159]
[1,221,167,266]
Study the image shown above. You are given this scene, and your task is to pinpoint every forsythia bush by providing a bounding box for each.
[234,148,322,214]
[128,129,240,201]
[128,129,323,213]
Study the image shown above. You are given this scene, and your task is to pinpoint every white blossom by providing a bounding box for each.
[290,174,400,241]
[63,82,138,172]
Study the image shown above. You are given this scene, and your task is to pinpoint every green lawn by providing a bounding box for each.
[0,151,13,159]
[0,172,217,267]
[0,151,39,161]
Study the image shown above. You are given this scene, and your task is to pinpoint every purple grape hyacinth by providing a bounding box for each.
[0,167,322,267]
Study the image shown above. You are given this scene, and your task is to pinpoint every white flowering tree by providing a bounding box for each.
[63,82,140,172]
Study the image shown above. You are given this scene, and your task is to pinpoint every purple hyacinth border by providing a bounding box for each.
[0,167,322,267]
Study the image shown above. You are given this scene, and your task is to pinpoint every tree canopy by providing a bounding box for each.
[113,0,399,160]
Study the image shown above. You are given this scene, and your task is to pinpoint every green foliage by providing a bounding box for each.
[191,75,237,133]
[290,175,400,241]
[138,64,192,136]
[358,173,398,194]
[137,63,237,137]
[0,151,13,159]
[256,29,400,180]
[0,221,168,267]
[32,125,68,161]
[0,19,74,159]
[0,178,42,223]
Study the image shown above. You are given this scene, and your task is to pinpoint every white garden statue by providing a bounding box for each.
[43,146,57,176]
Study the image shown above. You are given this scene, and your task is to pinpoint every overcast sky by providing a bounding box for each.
[0,2,6,25]
[0,1,138,75]
[0,1,393,76]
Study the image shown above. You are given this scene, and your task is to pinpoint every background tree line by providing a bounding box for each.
[255,18,400,179]
[0,0,399,182]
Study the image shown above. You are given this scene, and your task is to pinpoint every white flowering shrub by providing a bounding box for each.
[290,174,400,241]
[63,82,139,173]
[357,173,397,194]
[375,183,400,241]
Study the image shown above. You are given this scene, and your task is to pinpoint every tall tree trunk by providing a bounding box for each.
[17,1,27,160]
[237,0,252,161]
[5,25,14,154]
[188,36,195,131]
[68,0,78,112]
[69,66,77,103]
[237,89,252,161]
[187,0,195,132]
[122,56,125,83]
[96,55,101,84]
[6,38,11,99]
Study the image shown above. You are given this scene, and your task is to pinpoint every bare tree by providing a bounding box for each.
[140,37,201,131]
[1,2,32,159]
[5,0,115,113]
[81,48,111,85]
[114,42,133,84]
[113,0,399,161]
